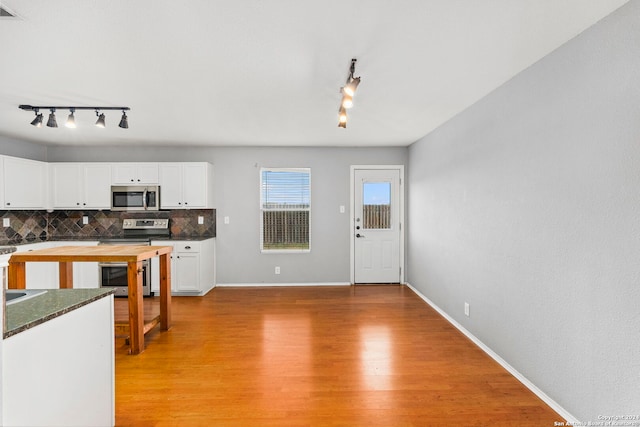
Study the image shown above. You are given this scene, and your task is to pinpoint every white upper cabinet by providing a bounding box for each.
[51,163,111,209]
[159,163,214,209]
[2,155,48,209]
[112,163,159,185]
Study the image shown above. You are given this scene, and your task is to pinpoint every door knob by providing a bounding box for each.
[356,233,365,238]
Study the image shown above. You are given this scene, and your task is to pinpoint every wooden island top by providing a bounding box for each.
[8,244,172,263]
[8,245,173,355]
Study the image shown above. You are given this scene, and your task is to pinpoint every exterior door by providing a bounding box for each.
[353,168,402,283]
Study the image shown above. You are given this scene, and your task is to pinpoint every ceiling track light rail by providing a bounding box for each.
[19,105,130,129]
[338,58,361,128]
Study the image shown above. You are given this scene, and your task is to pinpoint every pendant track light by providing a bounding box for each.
[343,76,361,97]
[118,110,128,129]
[95,110,106,128]
[30,109,43,127]
[46,109,57,128]
[338,106,347,128]
[337,58,361,128]
[19,105,130,129]
[65,108,76,128]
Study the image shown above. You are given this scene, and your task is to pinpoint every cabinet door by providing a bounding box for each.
[3,157,47,209]
[136,163,159,184]
[52,164,82,208]
[83,164,111,208]
[159,164,183,208]
[182,163,207,207]
[175,252,200,292]
[111,164,138,184]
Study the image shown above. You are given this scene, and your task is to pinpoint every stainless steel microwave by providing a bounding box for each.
[111,186,160,211]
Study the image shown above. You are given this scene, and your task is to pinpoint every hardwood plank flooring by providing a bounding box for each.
[114,286,564,426]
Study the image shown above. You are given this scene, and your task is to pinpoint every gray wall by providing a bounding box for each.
[47,145,407,284]
[0,135,47,161]
[407,1,640,421]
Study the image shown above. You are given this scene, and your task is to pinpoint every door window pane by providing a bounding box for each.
[363,182,391,229]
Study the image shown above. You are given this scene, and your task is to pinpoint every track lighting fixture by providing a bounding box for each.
[118,110,128,129]
[46,109,58,128]
[338,106,347,128]
[30,109,43,127]
[95,110,106,128]
[338,58,361,128]
[19,105,130,129]
[341,92,354,109]
[65,108,76,128]
[343,76,361,97]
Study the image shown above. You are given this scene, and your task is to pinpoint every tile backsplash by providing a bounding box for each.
[0,209,216,245]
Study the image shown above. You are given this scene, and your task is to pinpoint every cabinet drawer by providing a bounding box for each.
[175,242,200,252]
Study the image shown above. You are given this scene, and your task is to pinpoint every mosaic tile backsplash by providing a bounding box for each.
[0,209,215,245]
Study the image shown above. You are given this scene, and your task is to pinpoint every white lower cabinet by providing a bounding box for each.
[151,238,215,296]
[2,296,115,427]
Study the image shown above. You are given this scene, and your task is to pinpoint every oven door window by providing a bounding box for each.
[101,265,129,287]
[100,264,148,287]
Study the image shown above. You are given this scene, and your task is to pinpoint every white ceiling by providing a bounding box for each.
[0,0,629,148]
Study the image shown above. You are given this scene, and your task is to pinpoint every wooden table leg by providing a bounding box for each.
[127,261,145,355]
[7,262,26,289]
[58,261,74,288]
[159,253,172,331]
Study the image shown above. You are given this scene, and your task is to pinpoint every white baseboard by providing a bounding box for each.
[215,282,351,287]
[405,282,578,424]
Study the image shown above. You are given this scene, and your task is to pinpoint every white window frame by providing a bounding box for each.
[260,167,311,253]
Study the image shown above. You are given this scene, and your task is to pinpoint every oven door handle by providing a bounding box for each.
[98,262,149,267]
[98,262,129,268]
[143,188,148,210]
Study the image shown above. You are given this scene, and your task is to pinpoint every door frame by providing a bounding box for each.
[350,165,405,284]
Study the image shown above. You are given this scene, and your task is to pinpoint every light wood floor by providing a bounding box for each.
[114,286,563,426]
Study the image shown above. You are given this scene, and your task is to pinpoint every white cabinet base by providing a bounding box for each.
[2,296,114,427]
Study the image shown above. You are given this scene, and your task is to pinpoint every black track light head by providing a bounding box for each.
[95,110,106,128]
[118,111,128,129]
[46,109,58,128]
[65,108,76,128]
[30,109,43,127]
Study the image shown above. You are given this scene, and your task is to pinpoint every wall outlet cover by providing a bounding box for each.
[82,216,89,225]
[2,218,9,227]
[198,216,204,225]
[464,302,470,317]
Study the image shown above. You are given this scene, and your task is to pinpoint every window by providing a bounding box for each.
[362,182,391,229]
[260,168,310,252]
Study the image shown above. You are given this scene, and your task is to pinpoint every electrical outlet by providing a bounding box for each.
[464,302,470,317]
[2,218,9,228]
[198,216,204,225]
[275,266,280,275]
[82,216,89,225]
[339,205,345,213]
[224,216,230,224]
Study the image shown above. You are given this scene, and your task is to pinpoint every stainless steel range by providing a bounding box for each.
[98,218,170,297]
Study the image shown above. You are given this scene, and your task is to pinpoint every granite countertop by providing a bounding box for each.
[0,235,215,247]
[4,288,115,339]
[0,246,17,255]
[149,235,215,241]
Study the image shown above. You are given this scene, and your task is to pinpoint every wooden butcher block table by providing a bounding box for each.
[8,245,173,355]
